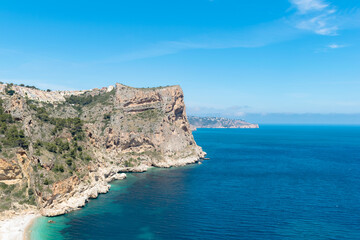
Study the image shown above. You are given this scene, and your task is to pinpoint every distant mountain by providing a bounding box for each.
[188,116,259,130]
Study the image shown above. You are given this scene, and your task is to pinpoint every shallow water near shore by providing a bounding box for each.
[30,125,360,239]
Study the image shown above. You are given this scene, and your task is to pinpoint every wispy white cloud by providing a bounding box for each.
[290,0,339,35]
[315,43,348,52]
[94,1,359,62]
[327,43,346,49]
[102,41,210,62]
[295,12,338,36]
[98,19,301,63]
[290,0,328,13]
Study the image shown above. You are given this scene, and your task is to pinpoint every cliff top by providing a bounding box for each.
[0,82,180,103]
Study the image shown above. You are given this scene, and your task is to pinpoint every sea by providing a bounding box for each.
[29,125,360,240]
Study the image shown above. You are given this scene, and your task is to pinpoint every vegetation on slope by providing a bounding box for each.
[0,99,28,150]
[65,88,115,107]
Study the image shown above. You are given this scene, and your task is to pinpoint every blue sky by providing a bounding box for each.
[1,0,360,122]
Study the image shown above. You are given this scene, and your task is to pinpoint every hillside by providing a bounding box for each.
[0,83,205,218]
[188,116,259,129]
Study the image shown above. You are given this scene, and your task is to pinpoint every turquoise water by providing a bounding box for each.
[30,125,360,239]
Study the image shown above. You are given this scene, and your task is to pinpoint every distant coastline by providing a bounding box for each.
[188,116,259,130]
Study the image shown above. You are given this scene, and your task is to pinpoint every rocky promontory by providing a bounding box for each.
[0,83,205,217]
[188,116,259,129]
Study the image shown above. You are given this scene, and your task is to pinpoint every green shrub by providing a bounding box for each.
[70,148,77,159]
[24,85,39,90]
[6,90,15,96]
[28,188,34,196]
[20,195,36,205]
[66,94,94,106]
[1,125,29,149]
[66,158,73,166]
[4,184,15,194]
[35,149,41,156]
[83,155,92,162]
[53,165,64,173]
[0,99,15,135]
[13,187,26,198]
[28,104,85,140]
[32,106,50,122]
[104,113,111,120]
[124,158,137,167]
[45,142,57,153]
[0,182,8,190]
[34,140,43,149]
[136,109,162,120]
[65,89,115,107]
[54,138,70,153]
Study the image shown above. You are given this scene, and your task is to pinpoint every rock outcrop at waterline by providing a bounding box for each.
[0,83,205,217]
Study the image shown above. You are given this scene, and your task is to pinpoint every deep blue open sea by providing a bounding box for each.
[30,125,360,240]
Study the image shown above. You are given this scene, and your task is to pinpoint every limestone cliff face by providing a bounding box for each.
[108,84,200,163]
[0,83,205,217]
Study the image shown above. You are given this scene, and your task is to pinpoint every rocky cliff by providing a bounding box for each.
[0,83,205,217]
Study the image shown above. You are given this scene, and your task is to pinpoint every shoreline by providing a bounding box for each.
[0,213,39,240]
[23,215,40,240]
[0,156,205,239]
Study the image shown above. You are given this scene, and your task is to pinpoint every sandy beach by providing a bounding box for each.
[0,214,39,240]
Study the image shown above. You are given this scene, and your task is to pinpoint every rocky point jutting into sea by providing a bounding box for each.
[188,116,259,130]
[0,83,205,219]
